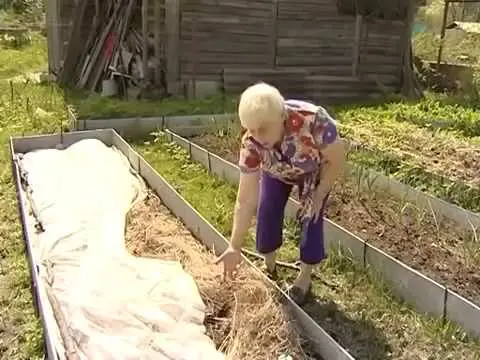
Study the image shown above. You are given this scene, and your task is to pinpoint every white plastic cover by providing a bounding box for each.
[19,138,224,360]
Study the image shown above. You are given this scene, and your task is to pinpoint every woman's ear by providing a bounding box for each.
[239,127,247,139]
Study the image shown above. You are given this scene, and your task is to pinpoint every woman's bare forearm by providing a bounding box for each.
[317,140,345,194]
[318,159,343,194]
[230,172,259,250]
[230,201,256,250]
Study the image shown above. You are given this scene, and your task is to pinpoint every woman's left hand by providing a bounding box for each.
[311,187,328,222]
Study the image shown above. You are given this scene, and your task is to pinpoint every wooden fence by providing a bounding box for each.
[161,0,410,101]
[179,0,274,79]
[49,0,413,102]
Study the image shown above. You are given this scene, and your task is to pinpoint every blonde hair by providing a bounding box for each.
[238,82,285,129]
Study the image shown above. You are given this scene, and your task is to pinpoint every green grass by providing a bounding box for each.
[67,90,237,119]
[0,84,66,359]
[332,101,480,211]
[0,32,67,358]
[136,138,480,360]
[0,33,46,80]
[337,94,480,138]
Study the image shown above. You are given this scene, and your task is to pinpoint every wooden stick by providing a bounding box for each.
[77,11,117,88]
[436,0,450,66]
[87,0,127,90]
[241,248,337,287]
[242,248,301,270]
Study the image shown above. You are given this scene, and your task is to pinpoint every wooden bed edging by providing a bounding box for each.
[164,128,480,339]
[10,129,354,360]
[68,111,480,231]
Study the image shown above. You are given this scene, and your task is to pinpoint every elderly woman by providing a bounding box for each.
[215,82,345,305]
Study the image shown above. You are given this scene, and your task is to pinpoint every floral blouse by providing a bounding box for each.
[238,99,339,221]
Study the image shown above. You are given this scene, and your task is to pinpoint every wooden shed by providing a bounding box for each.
[46,0,421,103]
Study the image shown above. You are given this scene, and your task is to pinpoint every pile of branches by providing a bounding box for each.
[59,0,167,100]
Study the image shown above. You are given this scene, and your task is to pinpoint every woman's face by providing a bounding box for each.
[247,118,284,148]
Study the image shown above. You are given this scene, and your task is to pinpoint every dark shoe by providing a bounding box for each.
[261,264,278,281]
[286,283,312,306]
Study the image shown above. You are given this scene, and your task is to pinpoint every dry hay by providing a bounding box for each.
[125,191,310,360]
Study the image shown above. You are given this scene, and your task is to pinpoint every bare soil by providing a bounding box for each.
[124,191,314,360]
[192,134,480,305]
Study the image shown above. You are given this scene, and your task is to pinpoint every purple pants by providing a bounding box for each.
[256,172,327,265]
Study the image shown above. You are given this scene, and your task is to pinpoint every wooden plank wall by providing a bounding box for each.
[52,0,408,101]
[276,0,356,74]
[179,0,275,81]
[358,20,405,85]
[276,0,404,86]
[146,0,166,53]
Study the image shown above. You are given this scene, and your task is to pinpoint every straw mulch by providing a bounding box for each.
[125,191,311,360]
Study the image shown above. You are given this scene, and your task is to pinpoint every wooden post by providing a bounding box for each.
[270,0,279,68]
[46,0,53,73]
[352,13,362,77]
[52,0,61,72]
[154,0,162,86]
[189,16,198,99]
[436,0,450,66]
[165,0,180,95]
[58,0,89,85]
[142,0,149,81]
[46,0,61,75]
[401,0,423,99]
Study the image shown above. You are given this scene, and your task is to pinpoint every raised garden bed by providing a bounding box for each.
[346,145,480,213]
[136,138,480,360]
[67,113,480,336]
[10,130,352,360]
[154,128,480,340]
[338,114,480,210]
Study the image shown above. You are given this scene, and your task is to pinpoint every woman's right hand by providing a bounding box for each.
[215,245,242,279]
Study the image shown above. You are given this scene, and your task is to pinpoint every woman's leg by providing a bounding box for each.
[256,172,292,271]
[299,201,327,265]
[291,195,328,297]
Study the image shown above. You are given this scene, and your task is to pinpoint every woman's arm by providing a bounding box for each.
[316,139,345,195]
[313,107,345,195]
[230,171,260,250]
